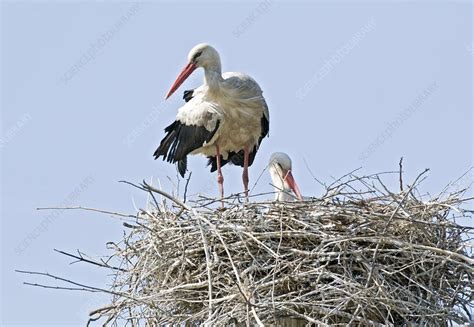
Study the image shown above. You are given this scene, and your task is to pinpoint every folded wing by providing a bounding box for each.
[154,98,221,177]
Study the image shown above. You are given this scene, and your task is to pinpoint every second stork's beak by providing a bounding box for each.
[284,170,303,201]
[165,62,197,99]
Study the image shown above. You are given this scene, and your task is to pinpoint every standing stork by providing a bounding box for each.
[269,152,303,201]
[153,43,270,201]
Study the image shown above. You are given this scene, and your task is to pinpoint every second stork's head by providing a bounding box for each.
[269,152,303,201]
[166,43,221,99]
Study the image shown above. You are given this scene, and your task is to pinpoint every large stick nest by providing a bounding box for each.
[82,170,473,326]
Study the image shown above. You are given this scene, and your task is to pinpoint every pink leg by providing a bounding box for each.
[215,145,224,203]
[243,145,250,201]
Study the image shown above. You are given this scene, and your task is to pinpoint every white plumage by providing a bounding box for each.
[268,152,303,201]
[176,72,268,158]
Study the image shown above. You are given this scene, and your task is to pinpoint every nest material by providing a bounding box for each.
[89,172,473,326]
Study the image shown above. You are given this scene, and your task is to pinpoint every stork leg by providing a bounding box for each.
[243,145,250,201]
[215,144,224,206]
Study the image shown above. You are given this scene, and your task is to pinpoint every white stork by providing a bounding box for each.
[154,43,270,200]
[269,152,303,201]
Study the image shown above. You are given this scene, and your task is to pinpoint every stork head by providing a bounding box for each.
[269,152,303,201]
[166,43,221,99]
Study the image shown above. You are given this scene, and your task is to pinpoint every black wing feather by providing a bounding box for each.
[154,120,220,177]
[177,158,187,177]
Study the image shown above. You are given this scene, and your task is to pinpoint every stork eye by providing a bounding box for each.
[192,51,203,62]
[272,162,283,172]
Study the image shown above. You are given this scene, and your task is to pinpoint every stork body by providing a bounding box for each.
[269,152,303,201]
[154,44,269,201]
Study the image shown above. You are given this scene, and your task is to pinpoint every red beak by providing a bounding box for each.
[165,62,197,99]
[284,170,303,200]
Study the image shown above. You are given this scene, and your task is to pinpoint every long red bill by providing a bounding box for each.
[284,170,303,200]
[165,62,197,99]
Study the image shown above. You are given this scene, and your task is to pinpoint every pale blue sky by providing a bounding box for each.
[1,1,472,325]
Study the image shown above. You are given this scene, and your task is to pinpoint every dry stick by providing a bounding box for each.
[327,167,363,190]
[198,214,251,305]
[280,305,329,326]
[323,171,398,200]
[375,176,411,219]
[350,169,431,323]
[37,206,136,219]
[144,177,162,214]
[303,157,327,188]
[321,236,473,266]
[370,168,431,276]
[140,181,215,321]
[142,183,256,310]
[54,249,127,272]
[271,206,285,321]
[399,157,404,192]
[441,167,474,195]
[183,171,192,203]
[251,306,264,327]
[196,218,214,322]
[16,270,127,298]
[249,165,268,194]
[119,180,162,212]
[192,191,276,209]
[269,182,301,201]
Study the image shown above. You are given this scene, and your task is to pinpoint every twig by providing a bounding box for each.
[399,157,404,192]
[36,206,136,219]
[54,249,126,272]
[183,172,192,203]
